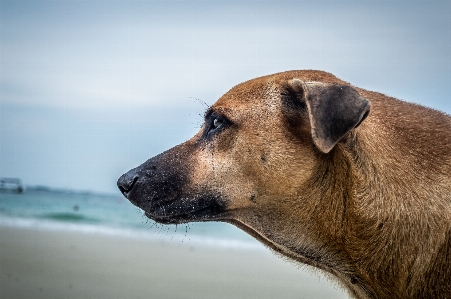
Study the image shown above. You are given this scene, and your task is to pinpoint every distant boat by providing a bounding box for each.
[0,178,25,193]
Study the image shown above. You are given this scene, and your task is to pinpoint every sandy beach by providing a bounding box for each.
[0,226,347,299]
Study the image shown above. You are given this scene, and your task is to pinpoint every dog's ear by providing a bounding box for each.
[289,79,371,153]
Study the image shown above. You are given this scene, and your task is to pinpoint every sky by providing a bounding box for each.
[1,0,450,194]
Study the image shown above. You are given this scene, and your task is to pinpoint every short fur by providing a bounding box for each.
[118,70,451,299]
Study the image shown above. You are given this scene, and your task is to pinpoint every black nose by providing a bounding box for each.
[117,170,140,198]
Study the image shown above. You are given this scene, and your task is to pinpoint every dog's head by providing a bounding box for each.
[117,70,371,244]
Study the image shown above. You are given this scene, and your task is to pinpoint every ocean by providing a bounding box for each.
[0,187,261,250]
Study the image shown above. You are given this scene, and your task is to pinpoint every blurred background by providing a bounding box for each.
[1,0,450,194]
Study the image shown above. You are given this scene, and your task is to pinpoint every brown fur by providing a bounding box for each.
[118,70,451,299]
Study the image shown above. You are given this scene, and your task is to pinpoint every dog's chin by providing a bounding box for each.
[145,208,224,225]
[142,197,228,225]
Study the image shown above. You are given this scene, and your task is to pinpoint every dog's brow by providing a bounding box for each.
[204,108,214,119]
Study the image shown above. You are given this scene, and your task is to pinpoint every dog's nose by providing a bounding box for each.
[117,170,140,198]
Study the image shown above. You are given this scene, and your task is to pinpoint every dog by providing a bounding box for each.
[118,70,451,299]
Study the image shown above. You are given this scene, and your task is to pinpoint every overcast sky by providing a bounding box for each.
[1,0,450,194]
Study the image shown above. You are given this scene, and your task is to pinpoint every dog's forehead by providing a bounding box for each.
[212,70,345,111]
[211,74,282,114]
[214,76,272,107]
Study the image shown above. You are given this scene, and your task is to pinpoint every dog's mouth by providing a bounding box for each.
[145,204,225,224]
[140,193,227,225]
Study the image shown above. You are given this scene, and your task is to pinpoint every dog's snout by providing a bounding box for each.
[117,170,140,197]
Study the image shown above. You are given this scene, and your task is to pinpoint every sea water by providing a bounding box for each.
[0,187,261,250]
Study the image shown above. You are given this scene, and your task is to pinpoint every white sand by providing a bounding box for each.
[0,226,348,299]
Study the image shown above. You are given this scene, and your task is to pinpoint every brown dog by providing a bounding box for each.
[118,70,451,299]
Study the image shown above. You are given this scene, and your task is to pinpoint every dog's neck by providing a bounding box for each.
[230,140,378,299]
[339,117,451,299]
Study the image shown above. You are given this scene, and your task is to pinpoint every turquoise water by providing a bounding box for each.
[0,188,259,249]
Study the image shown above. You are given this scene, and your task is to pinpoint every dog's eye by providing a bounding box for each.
[207,117,226,136]
[213,118,223,128]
